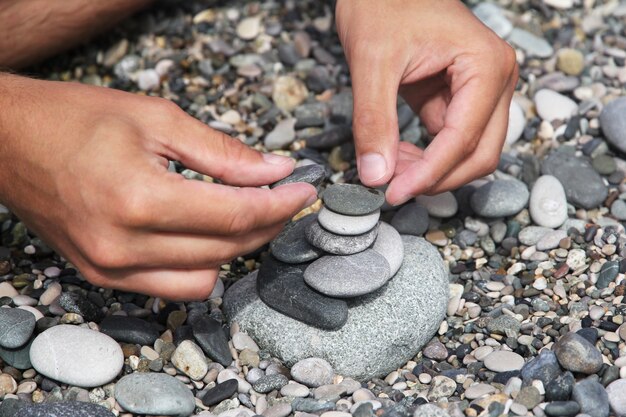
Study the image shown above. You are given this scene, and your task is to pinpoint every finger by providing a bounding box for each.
[349,51,402,186]
[386,70,502,205]
[159,111,296,186]
[131,179,317,235]
[400,77,449,134]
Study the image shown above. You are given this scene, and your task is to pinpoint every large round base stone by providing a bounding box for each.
[223,236,449,381]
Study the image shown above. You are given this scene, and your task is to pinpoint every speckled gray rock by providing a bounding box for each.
[372,222,404,276]
[414,192,458,218]
[600,97,626,154]
[305,221,378,255]
[115,373,196,417]
[14,402,114,417]
[571,377,609,417]
[30,325,123,388]
[413,403,451,417]
[529,175,568,228]
[0,308,35,349]
[270,214,325,264]
[271,164,325,189]
[322,184,385,215]
[304,250,390,298]
[470,179,529,217]
[317,207,380,236]
[542,152,608,209]
[224,236,448,380]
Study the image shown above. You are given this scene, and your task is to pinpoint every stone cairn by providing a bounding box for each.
[259,164,405,330]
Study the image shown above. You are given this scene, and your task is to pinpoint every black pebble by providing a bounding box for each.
[202,379,239,406]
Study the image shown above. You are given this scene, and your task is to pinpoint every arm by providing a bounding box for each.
[0,0,152,69]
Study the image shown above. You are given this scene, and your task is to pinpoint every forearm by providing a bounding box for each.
[0,0,153,69]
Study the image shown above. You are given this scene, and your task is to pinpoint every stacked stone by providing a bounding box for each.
[261,165,405,331]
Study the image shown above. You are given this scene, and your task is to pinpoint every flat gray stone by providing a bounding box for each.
[270,214,325,264]
[0,307,36,349]
[508,28,554,58]
[15,402,114,417]
[414,192,458,218]
[390,203,429,236]
[600,97,626,154]
[304,250,390,298]
[271,164,325,189]
[372,222,404,276]
[317,207,380,236]
[305,221,378,255]
[115,372,196,417]
[470,179,529,217]
[322,184,385,215]
[223,236,448,381]
[30,325,123,388]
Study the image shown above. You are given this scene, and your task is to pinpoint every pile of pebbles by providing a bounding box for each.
[1,0,626,416]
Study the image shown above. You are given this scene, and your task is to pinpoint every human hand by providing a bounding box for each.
[0,75,316,300]
[335,0,518,205]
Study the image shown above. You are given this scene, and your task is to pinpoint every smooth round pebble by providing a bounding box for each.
[291,358,334,387]
[534,89,578,121]
[318,207,380,236]
[322,184,385,216]
[305,221,379,255]
[529,175,568,228]
[414,192,458,218]
[483,350,525,372]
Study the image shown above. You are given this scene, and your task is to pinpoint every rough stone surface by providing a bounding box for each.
[542,152,608,209]
[224,236,448,380]
[305,221,378,255]
[470,179,529,217]
[0,308,35,349]
[304,250,390,298]
[270,214,325,264]
[529,175,568,228]
[271,164,325,189]
[115,372,196,417]
[317,207,380,236]
[30,325,123,388]
[14,402,114,417]
[371,222,404,276]
[322,184,385,216]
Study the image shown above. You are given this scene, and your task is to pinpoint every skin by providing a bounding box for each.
[0,0,517,300]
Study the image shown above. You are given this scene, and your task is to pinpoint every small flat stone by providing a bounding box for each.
[58,292,101,322]
[0,308,35,349]
[487,315,521,336]
[465,383,496,400]
[99,316,160,345]
[554,332,603,374]
[390,203,429,236]
[322,184,385,216]
[571,377,609,417]
[14,402,114,417]
[305,126,352,150]
[508,28,554,58]
[318,207,380,236]
[304,250,390,298]
[30,325,123,388]
[273,76,308,112]
[414,192,458,218]
[171,340,208,380]
[270,214,325,264]
[202,379,239,406]
[291,358,334,388]
[544,401,580,416]
[537,230,568,251]
[600,97,626,154]
[271,164,325,189]
[257,255,348,330]
[597,261,619,289]
[265,118,296,150]
[305,221,378,255]
[530,175,568,228]
[483,350,525,372]
[253,374,288,393]
[470,179,529,217]
[372,222,404,276]
[557,48,584,76]
[534,89,578,121]
[236,16,261,40]
[189,313,233,367]
[115,372,196,417]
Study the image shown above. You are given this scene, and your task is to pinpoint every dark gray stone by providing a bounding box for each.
[0,308,36,349]
[270,214,325,264]
[0,398,26,417]
[544,401,580,417]
[0,337,33,369]
[115,373,195,417]
[546,371,575,402]
[256,255,348,330]
[270,164,325,189]
[571,377,609,417]
[224,236,448,381]
[390,203,429,236]
[304,250,391,298]
[189,314,233,366]
[322,184,385,216]
[470,179,529,217]
[58,292,102,322]
[486,314,521,336]
[597,261,619,289]
[252,374,288,393]
[520,349,562,387]
[99,316,159,345]
[542,152,608,209]
[305,126,352,150]
[201,379,238,406]
[305,221,378,255]
[600,97,626,154]
[554,332,603,374]
[15,402,114,417]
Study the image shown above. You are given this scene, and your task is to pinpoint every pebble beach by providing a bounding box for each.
[2,0,626,416]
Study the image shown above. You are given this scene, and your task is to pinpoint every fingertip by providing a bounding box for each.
[358,152,394,186]
[262,152,295,167]
[272,182,318,207]
[385,179,414,206]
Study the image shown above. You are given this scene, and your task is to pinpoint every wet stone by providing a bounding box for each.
[305,221,379,255]
[322,184,385,216]
[270,214,325,264]
[270,164,325,189]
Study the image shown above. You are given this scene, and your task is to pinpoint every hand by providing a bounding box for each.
[335,0,518,205]
[0,74,316,300]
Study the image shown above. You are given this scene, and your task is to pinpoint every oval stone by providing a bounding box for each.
[270,164,325,189]
[529,175,568,228]
[534,89,578,121]
[372,222,404,276]
[30,325,123,388]
[483,350,525,372]
[305,221,378,255]
[115,372,196,417]
[271,214,325,264]
[322,184,385,215]
[414,192,458,218]
[470,179,529,218]
[304,250,390,298]
[317,207,380,236]
[0,307,36,349]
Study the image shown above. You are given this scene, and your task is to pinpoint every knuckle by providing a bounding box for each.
[87,238,130,270]
[153,97,182,117]
[116,189,153,227]
[225,206,254,235]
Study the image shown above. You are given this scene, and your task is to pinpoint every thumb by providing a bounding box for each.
[350,59,401,186]
[163,114,295,187]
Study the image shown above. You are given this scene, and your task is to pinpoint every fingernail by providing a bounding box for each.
[263,152,293,165]
[359,152,387,184]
